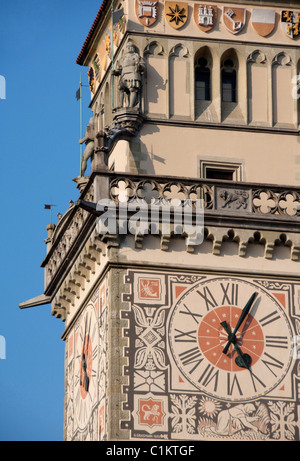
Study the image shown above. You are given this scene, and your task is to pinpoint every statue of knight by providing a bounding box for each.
[112,42,145,109]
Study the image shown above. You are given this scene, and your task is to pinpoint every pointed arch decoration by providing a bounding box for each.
[169,43,189,58]
[169,44,191,117]
[144,41,166,115]
[144,41,165,57]
[247,50,268,124]
[272,52,295,126]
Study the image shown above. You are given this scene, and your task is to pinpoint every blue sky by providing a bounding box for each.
[0,0,101,441]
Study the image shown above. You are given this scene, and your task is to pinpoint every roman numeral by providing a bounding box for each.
[197,287,218,311]
[178,347,204,373]
[261,352,285,377]
[92,368,97,378]
[265,336,289,349]
[259,310,281,327]
[174,328,197,342]
[198,364,219,391]
[92,345,98,360]
[74,373,80,387]
[227,373,243,396]
[179,303,203,324]
[249,369,266,393]
[220,282,239,306]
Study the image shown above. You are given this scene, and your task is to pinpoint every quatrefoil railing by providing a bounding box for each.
[108,173,300,218]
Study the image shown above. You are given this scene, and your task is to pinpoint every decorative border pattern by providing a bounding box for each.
[122,269,300,441]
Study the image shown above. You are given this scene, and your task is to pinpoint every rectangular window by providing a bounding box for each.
[200,161,242,181]
[221,60,237,103]
[205,168,234,180]
[222,79,236,102]
[195,73,210,100]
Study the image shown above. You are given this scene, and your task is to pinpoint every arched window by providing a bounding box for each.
[221,58,237,102]
[195,56,211,101]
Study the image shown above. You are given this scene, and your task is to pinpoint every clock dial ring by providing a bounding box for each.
[168,277,294,402]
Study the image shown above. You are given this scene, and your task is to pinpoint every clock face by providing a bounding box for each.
[168,277,294,402]
[74,303,99,429]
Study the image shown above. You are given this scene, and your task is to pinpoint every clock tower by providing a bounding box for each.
[21,0,300,441]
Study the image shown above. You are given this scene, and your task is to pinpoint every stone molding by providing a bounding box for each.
[51,229,119,322]
[46,171,300,322]
[51,224,300,322]
[108,172,300,224]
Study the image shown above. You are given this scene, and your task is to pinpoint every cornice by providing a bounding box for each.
[77,0,300,67]
[212,1,300,6]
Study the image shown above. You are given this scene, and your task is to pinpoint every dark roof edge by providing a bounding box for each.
[76,0,110,66]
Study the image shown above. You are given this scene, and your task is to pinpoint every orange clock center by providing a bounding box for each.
[197,306,264,372]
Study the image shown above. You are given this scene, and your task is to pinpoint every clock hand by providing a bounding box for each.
[80,314,91,390]
[235,348,251,369]
[83,359,89,392]
[86,313,93,355]
[220,320,251,369]
[81,349,90,392]
[80,351,85,386]
[222,292,258,354]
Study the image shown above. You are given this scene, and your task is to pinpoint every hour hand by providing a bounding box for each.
[220,320,231,335]
[220,320,251,369]
[220,320,238,352]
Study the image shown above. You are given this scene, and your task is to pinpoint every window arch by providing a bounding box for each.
[221,51,238,103]
[272,52,294,126]
[194,47,212,101]
[247,50,268,124]
[169,44,190,117]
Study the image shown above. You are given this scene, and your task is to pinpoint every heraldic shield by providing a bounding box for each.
[136,0,158,27]
[165,2,188,30]
[281,10,300,39]
[194,4,217,32]
[223,7,246,34]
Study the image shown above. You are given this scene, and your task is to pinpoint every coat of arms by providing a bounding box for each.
[138,398,165,427]
[281,10,300,39]
[136,0,158,27]
[223,7,246,34]
[194,4,217,32]
[165,2,188,29]
[251,8,275,37]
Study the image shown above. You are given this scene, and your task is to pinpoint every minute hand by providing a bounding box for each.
[222,292,258,354]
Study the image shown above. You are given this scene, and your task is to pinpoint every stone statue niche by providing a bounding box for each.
[112,42,145,109]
